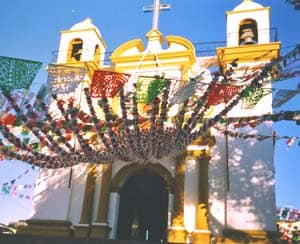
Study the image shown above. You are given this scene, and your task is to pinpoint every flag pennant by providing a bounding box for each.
[207,83,242,106]
[273,89,298,108]
[273,87,300,108]
[47,64,87,94]
[90,70,130,98]
[136,76,169,104]
[169,79,198,105]
[0,56,42,92]
[0,113,16,126]
[242,87,272,109]
[286,137,296,147]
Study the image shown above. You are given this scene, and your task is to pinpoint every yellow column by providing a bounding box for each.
[193,154,212,244]
[196,155,210,229]
[168,154,187,243]
[90,164,112,238]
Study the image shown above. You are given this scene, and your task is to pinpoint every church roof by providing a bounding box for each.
[70,18,102,37]
[233,0,264,11]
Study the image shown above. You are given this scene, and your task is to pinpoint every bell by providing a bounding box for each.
[240,28,256,45]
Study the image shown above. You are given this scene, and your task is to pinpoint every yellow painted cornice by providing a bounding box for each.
[60,28,107,49]
[111,50,195,71]
[146,29,163,44]
[110,34,196,74]
[112,50,195,63]
[216,42,281,65]
[110,39,145,61]
[165,35,195,51]
[226,6,270,15]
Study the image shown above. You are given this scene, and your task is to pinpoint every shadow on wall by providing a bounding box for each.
[209,123,277,235]
[30,163,88,220]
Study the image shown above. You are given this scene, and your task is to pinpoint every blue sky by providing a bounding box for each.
[0,0,299,224]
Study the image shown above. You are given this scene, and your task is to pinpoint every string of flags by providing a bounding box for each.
[214,125,300,148]
[273,85,300,108]
[277,206,300,222]
[0,44,299,168]
[0,165,35,200]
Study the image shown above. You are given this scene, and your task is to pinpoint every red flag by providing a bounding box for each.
[1,113,16,125]
[207,83,242,106]
[90,70,130,98]
[286,137,296,147]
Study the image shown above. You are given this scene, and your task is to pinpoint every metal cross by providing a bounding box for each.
[143,0,171,30]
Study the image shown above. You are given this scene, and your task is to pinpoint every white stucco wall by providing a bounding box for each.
[67,163,89,224]
[209,128,227,236]
[32,167,72,220]
[226,122,276,231]
[209,122,277,235]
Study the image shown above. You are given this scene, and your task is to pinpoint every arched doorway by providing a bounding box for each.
[116,169,168,242]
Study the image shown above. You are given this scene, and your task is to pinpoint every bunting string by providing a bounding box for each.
[213,125,300,147]
[1,165,36,200]
[0,50,300,167]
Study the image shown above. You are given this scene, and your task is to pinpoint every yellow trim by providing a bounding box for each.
[226,6,270,15]
[112,51,195,71]
[111,163,174,193]
[192,231,212,244]
[110,35,196,73]
[61,28,107,49]
[216,42,281,65]
[95,164,112,223]
[165,35,195,52]
[146,29,163,44]
[80,164,97,224]
[196,156,210,230]
[16,219,73,237]
[110,39,145,60]
[168,154,186,243]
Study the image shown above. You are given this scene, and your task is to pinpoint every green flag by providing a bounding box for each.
[242,87,272,109]
[0,56,42,92]
[136,76,169,104]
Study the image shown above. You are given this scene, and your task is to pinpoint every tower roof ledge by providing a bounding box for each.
[70,18,102,37]
[233,0,264,11]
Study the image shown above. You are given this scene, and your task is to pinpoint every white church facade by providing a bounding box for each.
[17,1,281,243]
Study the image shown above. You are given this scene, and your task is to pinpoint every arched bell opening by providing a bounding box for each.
[239,19,258,45]
[94,44,101,65]
[67,38,83,62]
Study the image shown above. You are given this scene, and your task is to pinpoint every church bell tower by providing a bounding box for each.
[217,0,280,67]
[56,18,107,67]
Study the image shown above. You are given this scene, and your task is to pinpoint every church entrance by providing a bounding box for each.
[116,169,168,242]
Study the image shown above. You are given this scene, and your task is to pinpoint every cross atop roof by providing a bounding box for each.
[143,0,171,30]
